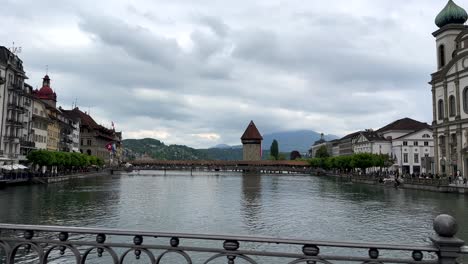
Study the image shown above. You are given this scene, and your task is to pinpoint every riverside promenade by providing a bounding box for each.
[0,169,109,188]
[322,171,468,194]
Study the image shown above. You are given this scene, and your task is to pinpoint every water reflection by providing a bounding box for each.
[0,176,121,226]
[241,172,263,231]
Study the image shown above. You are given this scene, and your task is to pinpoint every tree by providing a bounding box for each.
[351,153,374,172]
[290,150,302,160]
[270,139,279,160]
[315,146,330,158]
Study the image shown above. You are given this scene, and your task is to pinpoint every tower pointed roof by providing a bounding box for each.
[241,121,263,140]
[435,0,468,28]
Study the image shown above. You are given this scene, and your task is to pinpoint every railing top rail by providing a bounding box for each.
[0,223,438,252]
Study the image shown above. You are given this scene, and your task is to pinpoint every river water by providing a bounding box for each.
[0,171,467,263]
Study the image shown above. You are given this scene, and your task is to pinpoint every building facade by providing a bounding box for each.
[241,121,263,161]
[19,84,35,161]
[31,98,49,150]
[431,0,468,177]
[0,46,29,161]
[353,130,392,155]
[63,107,121,163]
[392,128,434,174]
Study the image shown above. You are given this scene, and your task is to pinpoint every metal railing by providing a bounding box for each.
[0,215,465,263]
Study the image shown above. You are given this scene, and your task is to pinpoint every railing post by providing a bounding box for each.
[431,214,465,264]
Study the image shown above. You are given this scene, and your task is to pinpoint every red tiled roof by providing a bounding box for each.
[241,121,263,140]
[63,108,115,137]
[33,75,57,101]
[377,117,430,132]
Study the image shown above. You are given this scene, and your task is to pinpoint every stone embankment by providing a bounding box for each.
[321,172,468,194]
[0,169,109,188]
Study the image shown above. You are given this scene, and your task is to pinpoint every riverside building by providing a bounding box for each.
[431,0,468,176]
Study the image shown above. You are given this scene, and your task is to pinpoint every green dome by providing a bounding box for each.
[435,0,468,28]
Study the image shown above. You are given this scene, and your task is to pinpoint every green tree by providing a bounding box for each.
[351,153,374,171]
[270,139,279,160]
[315,146,330,158]
[309,158,322,168]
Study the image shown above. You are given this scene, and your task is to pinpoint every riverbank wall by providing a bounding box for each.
[324,173,468,194]
[0,170,110,188]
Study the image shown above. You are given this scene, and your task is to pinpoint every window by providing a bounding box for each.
[424,141,429,146]
[414,153,419,163]
[439,45,445,68]
[464,87,468,114]
[414,141,419,146]
[403,141,408,146]
[438,99,444,120]
[404,153,408,163]
[449,95,456,117]
[87,139,92,146]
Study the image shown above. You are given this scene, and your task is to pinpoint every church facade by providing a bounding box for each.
[431,0,468,176]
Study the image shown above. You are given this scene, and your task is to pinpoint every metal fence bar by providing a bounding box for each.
[0,214,464,263]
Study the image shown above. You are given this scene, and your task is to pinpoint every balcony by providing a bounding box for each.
[6,119,24,128]
[7,102,25,113]
[7,153,18,159]
[20,140,35,148]
[4,135,20,143]
[7,83,23,93]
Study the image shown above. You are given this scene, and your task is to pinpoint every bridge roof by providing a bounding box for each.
[241,121,263,140]
[131,160,310,167]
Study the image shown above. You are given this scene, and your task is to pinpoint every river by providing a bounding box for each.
[0,171,467,263]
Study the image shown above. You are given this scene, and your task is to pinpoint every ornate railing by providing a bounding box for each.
[0,215,465,264]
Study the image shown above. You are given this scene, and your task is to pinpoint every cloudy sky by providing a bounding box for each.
[0,0,450,148]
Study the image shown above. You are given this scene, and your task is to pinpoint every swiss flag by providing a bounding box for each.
[105,142,113,152]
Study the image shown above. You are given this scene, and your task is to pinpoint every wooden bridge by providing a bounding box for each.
[119,160,312,174]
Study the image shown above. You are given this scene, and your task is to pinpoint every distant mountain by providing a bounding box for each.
[123,138,208,160]
[210,144,242,149]
[124,130,338,161]
[262,130,338,152]
[210,144,233,149]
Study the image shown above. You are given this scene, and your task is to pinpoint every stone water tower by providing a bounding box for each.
[241,121,263,161]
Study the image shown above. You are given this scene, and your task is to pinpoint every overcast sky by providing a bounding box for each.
[0,0,450,148]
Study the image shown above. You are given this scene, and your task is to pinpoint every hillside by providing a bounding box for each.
[262,130,338,152]
[210,130,338,152]
[123,138,208,160]
[124,138,273,161]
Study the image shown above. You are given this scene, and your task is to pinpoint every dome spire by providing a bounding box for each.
[435,0,468,28]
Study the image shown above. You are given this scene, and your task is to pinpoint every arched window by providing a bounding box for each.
[449,95,456,117]
[464,87,468,114]
[438,99,444,120]
[439,45,446,68]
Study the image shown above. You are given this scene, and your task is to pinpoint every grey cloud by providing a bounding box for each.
[196,15,230,37]
[2,0,437,147]
[78,15,181,69]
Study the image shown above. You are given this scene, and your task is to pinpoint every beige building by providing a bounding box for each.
[241,121,263,161]
[63,107,121,163]
[32,98,49,150]
[430,0,468,176]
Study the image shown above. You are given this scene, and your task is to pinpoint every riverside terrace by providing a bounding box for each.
[0,215,467,263]
[122,160,312,174]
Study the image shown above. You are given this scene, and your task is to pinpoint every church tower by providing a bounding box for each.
[431,0,468,177]
[241,121,263,161]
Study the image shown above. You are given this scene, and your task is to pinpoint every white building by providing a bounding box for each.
[19,84,35,161]
[353,130,392,155]
[431,0,468,177]
[391,128,434,174]
[0,46,29,162]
